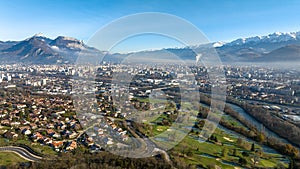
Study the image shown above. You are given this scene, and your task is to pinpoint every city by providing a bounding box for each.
[0,63,299,168]
[1,0,300,168]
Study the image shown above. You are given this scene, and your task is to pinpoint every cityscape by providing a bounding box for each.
[1,1,300,169]
[0,61,299,168]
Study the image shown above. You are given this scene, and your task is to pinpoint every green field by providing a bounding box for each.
[0,137,57,156]
[139,102,289,168]
[168,129,287,168]
[0,152,28,166]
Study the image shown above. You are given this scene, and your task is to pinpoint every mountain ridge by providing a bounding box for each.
[0,34,103,64]
[0,31,300,64]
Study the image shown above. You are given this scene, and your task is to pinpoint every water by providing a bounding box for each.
[217,125,278,154]
[196,102,292,164]
[227,103,291,144]
[193,125,289,164]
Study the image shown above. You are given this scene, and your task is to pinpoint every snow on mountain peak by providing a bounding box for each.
[225,31,300,46]
[274,32,282,36]
[57,36,78,42]
[34,33,46,37]
[212,41,225,47]
[50,36,87,50]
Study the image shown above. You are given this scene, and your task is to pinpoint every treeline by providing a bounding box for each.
[242,102,300,147]
[198,94,300,167]
[7,150,177,169]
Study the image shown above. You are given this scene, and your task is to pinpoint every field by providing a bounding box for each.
[0,152,28,166]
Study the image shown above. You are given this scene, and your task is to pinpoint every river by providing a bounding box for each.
[226,103,295,146]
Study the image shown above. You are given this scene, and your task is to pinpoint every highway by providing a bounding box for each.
[0,146,42,162]
[125,120,171,163]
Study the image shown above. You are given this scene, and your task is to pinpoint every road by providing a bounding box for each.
[0,146,42,162]
[125,120,171,163]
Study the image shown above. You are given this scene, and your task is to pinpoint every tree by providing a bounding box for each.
[221,147,228,158]
[252,152,261,167]
[233,148,238,156]
[285,144,299,157]
[257,132,265,143]
[242,151,249,157]
[215,136,218,142]
[251,143,255,151]
[275,162,286,169]
[237,137,243,146]
[186,149,193,157]
[207,163,216,169]
[209,135,218,142]
[239,157,247,165]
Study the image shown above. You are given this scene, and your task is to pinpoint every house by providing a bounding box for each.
[87,137,94,146]
[30,123,38,130]
[68,132,77,139]
[0,129,8,135]
[1,120,10,126]
[22,129,31,135]
[10,122,21,127]
[47,123,55,129]
[66,141,77,151]
[33,132,44,141]
[47,129,55,136]
[52,141,64,149]
[19,126,31,135]
[4,131,18,139]
[52,133,61,139]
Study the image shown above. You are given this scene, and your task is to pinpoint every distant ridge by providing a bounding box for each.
[0,34,102,64]
[0,31,300,64]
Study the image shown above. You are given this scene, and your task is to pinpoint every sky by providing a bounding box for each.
[1,0,300,52]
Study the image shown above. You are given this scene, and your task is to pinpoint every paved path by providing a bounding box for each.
[0,146,42,162]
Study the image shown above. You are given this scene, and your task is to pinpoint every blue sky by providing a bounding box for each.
[1,0,300,51]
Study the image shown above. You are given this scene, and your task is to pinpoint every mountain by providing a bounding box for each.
[0,41,18,50]
[0,31,300,64]
[0,34,103,64]
[108,31,300,64]
[2,35,59,63]
[215,31,300,63]
[222,32,300,50]
[50,36,87,51]
[256,45,300,62]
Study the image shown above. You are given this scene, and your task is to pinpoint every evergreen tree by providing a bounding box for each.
[251,143,255,151]
[221,147,228,157]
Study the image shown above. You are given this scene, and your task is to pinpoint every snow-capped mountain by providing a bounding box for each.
[0,31,300,64]
[0,34,102,64]
[214,31,300,63]
[225,31,300,47]
[212,41,226,47]
[50,36,88,51]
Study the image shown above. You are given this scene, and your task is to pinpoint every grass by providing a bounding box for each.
[170,136,236,168]
[222,114,248,129]
[13,139,57,156]
[165,124,289,168]
[137,100,289,168]
[0,137,57,156]
[132,97,290,168]
[259,159,277,168]
[0,98,290,168]
[0,152,28,166]
[152,125,169,135]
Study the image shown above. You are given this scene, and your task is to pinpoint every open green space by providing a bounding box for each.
[0,137,57,156]
[137,101,289,168]
[0,152,28,166]
[168,129,288,168]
